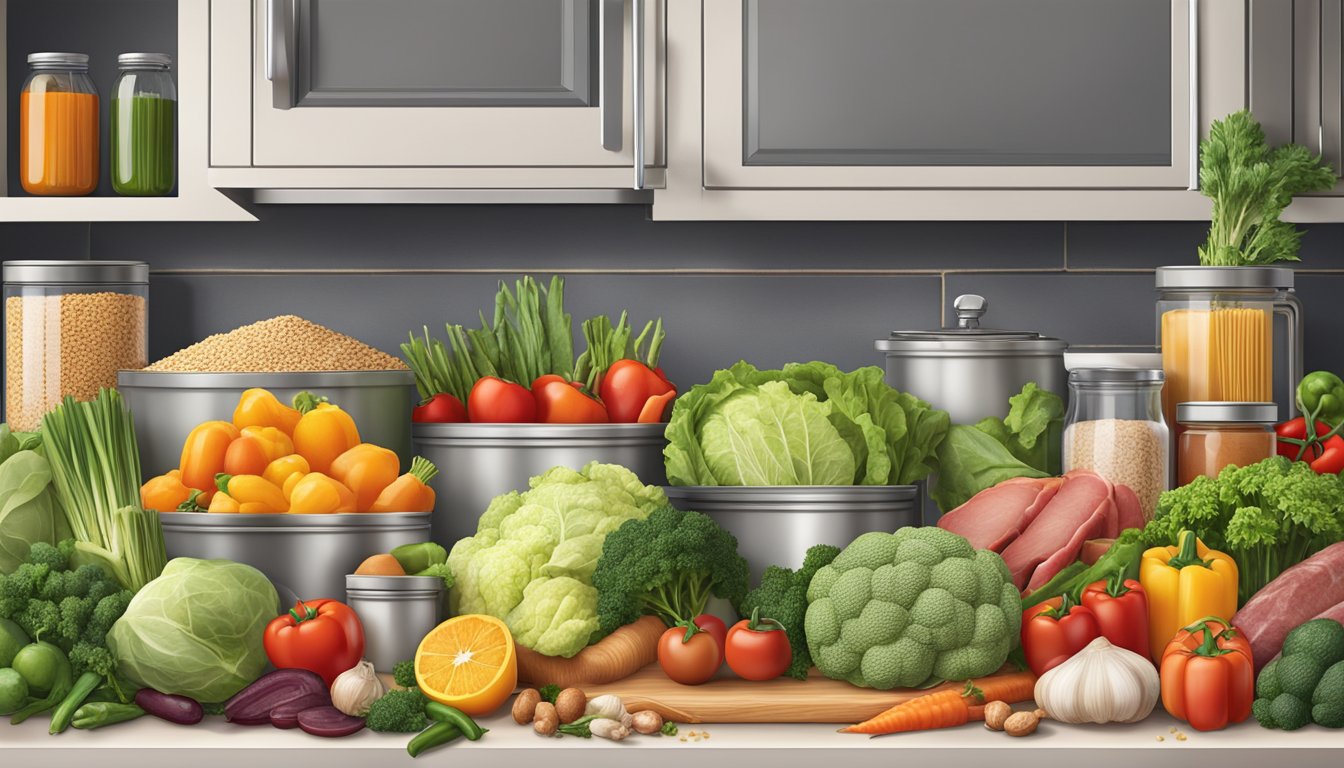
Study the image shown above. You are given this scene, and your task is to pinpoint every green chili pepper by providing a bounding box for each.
[72,702,145,730]
[49,671,102,734]
[1298,371,1344,428]
[424,702,486,740]
[407,721,461,758]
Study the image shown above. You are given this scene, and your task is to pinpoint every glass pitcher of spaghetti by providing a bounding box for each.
[1156,266,1303,429]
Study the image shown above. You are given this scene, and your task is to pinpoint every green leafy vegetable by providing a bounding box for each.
[737,544,841,679]
[931,426,1049,513]
[447,463,667,658]
[974,383,1064,475]
[1198,110,1337,266]
[0,444,69,574]
[107,558,277,703]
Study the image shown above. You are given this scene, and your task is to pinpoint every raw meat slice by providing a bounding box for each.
[1079,538,1114,566]
[1001,471,1115,590]
[1232,541,1344,670]
[1114,483,1147,532]
[937,476,1062,553]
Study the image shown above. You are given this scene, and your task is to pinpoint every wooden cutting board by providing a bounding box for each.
[586,664,1016,724]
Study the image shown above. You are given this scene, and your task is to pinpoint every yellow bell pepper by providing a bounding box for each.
[1140,530,1239,663]
[292,392,361,475]
[215,473,289,513]
[141,470,203,512]
[179,420,240,504]
[233,387,302,435]
[288,472,357,514]
[264,454,310,493]
[329,443,401,512]
[208,491,241,513]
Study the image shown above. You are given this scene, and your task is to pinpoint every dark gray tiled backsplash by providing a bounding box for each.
[3,207,1344,390]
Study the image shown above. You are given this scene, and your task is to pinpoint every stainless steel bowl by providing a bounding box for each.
[346,575,444,673]
[413,423,668,547]
[118,370,416,477]
[160,511,431,603]
[664,485,921,582]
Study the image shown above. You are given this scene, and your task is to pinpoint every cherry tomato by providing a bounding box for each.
[693,614,728,667]
[724,608,792,681]
[657,624,720,685]
[412,393,467,423]
[467,377,537,423]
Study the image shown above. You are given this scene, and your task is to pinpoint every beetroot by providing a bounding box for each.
[269,692,333,729]
[296,706,366,738]
[225,669,327,725]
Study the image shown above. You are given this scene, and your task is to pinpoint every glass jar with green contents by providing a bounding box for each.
[111,53,175,196]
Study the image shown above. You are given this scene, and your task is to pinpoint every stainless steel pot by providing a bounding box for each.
[664,485,920,582]
[413,423,668,548]
[875,294,1068,425]
[346,575,443,673]
[118,370,416,477]
[159,511,431,604]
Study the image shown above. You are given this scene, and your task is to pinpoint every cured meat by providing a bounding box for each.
[1232,541,1344,670]
[1114,483,1146,533]
[937,476,1062,553]
[1001,471,1115,590]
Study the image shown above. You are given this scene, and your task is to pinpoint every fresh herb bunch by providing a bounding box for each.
[1198,110,1336,266]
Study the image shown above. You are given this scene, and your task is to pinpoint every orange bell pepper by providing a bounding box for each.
[216,473,289,513]
[208,491,241,513]
[140,470,203,512]
[1160,617,1255,732]
[288,472,357,514]
[329,443,401,512]
[264,454,310,492]
[369,457,438,513]
[292,392,361,475]
[533,375,609,424]
[223,427,295,476]
[233,387,302,435]
[179,420,241,503]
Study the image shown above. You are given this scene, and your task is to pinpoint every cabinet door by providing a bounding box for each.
[703,0,1195,189]
[248,0,660,168]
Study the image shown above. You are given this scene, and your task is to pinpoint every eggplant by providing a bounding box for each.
[297,706,366,738]
[135,689,204,725]
[269,692,332,729]
[224,669,327,725]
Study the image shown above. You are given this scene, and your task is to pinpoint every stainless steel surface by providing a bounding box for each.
[3,260,148,284]
[27,52,89,68]
[249,189,656,205]
[118,370,415,477]
[1279,289,1305,418]
[117,53,172,69]
[160,512,431,604]
[345,575,443,673]
[1189,0,1199,190]
[1176,401,1280,424]
[665,485,920,582]
[269,0,295,109]
[633,0,646,190]
[952,293,987,328]
[412,423,668,547]
[600,0,623,151]
[1069,367,1164,383]
[1154,265,1296,290]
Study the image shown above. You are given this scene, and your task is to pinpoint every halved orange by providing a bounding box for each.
[414,614,517,717]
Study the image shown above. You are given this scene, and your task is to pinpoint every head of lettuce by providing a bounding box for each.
[664,361,949,487]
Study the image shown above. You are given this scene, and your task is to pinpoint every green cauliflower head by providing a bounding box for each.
[804,527,1021,690]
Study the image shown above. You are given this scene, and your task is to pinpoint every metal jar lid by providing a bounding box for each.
[118,52,173,69]
[875,294,1067,354]
[3,260,148,285]
[345,575,444,594]
[1176,401,1279,425]
[27,52,90,69]
[1069,367,1164,384]
[1155,266,1295,290]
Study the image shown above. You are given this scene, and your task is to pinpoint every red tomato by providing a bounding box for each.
[1021,595,1102,676]
[263,599,365,686]
[467,377,537,423]
[600,359,676,423]
[724,608,792,681]
[412,393,467,423]
[533,376,609,424]
[657,624,720,685]
[693,614,728,667]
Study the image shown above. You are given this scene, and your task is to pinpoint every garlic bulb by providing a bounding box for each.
[330,660,386,717]
[585,694,628,721]
[1034,637,1159,724]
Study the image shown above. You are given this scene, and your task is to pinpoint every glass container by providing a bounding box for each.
[1176,402,1278,486]
[3,261,149,431]
[112,53,176,196]
[1063,368,1170,517]
[20,53,99,196]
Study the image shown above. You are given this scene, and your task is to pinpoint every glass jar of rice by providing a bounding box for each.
[3,261,148,431]
[1063,367,1170,519]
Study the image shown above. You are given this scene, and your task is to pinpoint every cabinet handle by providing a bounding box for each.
[600,0,624,151]
[268,0,295,109]
[1188,0,1199,190]
[633,0,646,189]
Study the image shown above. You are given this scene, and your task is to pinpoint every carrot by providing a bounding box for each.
[840,671,1037,735]
[516,615,665,688]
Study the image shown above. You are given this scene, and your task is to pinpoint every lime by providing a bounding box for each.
[11,641,66,696]
[0,668,28,716]
[0,618,29,667]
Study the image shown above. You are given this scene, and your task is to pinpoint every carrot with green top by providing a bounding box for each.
[840,671,1037,735]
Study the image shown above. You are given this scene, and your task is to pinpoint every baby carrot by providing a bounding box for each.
[840,671,1036,736]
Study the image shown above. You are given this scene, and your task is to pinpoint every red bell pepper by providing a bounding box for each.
[263,599,365,686]
[1080,574,1151,661]
[533,375,609,423]
[1275,417,1344,474]
[1021,593,1102,676]
[600,359,676,423]
[1160,617,1254,732]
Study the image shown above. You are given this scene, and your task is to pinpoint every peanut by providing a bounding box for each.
[533,702,559,736]
[983,701,1013,731]
[1003,711,1040,737]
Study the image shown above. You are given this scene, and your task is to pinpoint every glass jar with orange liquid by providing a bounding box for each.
[20,52,99,196]
[1156,266,1303,431]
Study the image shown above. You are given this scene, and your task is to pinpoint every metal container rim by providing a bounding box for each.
[119,370,414,388]
[665,485,920,504]
[158,511,431,531]
[345,574,444,592]
[413,422,669,440]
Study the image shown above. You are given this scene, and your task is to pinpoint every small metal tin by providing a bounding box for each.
[1176,401,1280,425]
[346,575,445,673]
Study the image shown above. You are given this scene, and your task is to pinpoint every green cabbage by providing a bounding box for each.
[108,558,277,702]
[447,462,666,657]
[665,361,949,487]
[0,435,69,574]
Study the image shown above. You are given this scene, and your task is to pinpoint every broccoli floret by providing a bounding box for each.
[1270,693,1312,731]
[1312,660,1344,728]
[69,641,126,702]
[1257,657,1282,700]
[26,541,68,572]
[1282,618,1344,668]
[592,506,749,634]
[660,721,678,736]
[392,659,416,689]
[1253,697,1277,729]
[538,684,561,704]
[85,579,116,604]
[39,571,69,603]
[56,596,94,648]
[365,689,428,733]
[1276,654,1325,701]
[738,544,841,680]
[1254,619,1344,729]
[17,598,60,641]
[82,591,132,646]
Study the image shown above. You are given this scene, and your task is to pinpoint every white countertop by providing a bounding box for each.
[5,710,1342,768]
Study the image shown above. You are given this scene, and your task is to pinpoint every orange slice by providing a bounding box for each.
[414,614,517,716]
